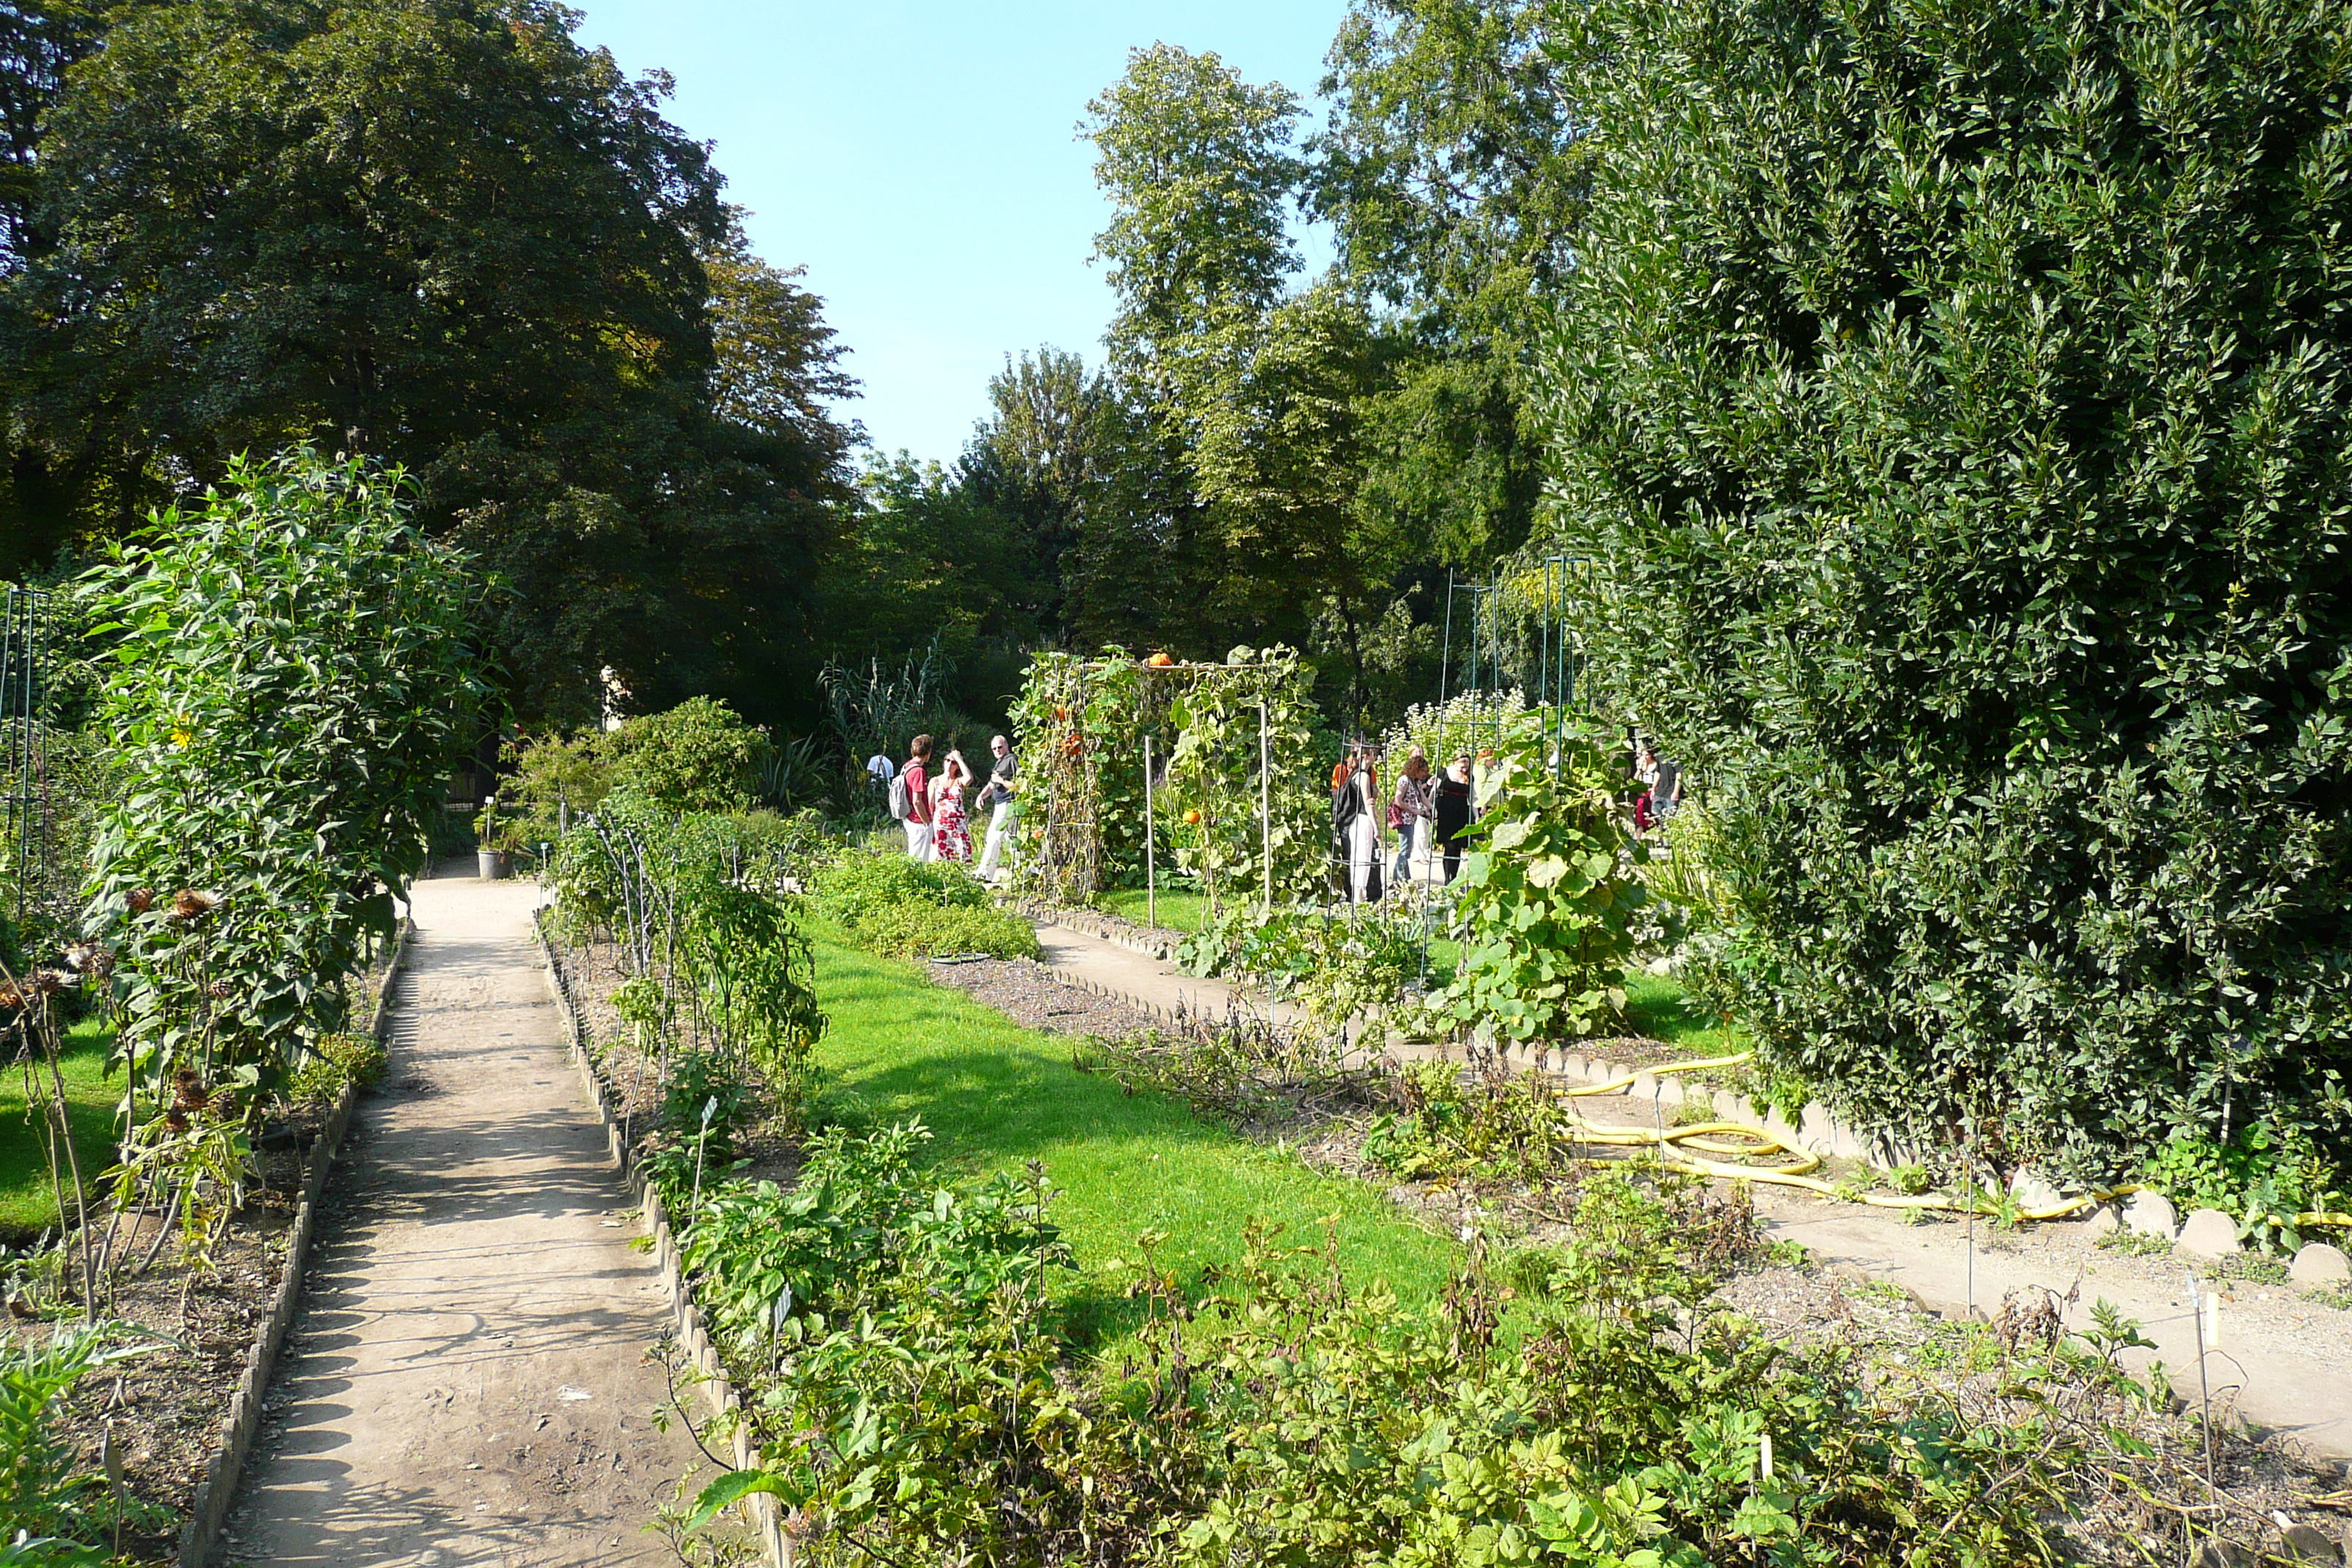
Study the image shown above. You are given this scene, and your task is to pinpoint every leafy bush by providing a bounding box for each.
[0,1324,165,1548]
[807,847,1039,960]
[691,1156,2108,1566]
[602,695,769,813]
[276,1031,389,1115]
[1534,0,2352,1175]
[80,448,482,1096]
[1418,732,1652,1042]
[2144,1125,2348,1254]
[1175,903,1421,1025]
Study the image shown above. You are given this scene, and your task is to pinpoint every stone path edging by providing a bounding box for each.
[177,914,412,1568]
[535,912,791,1568]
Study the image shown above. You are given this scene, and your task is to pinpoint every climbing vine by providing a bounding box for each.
[1007,646,1322,905]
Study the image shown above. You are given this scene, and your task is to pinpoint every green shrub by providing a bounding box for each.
[1175,904,1422,1024]
[80,448,483,1095]
[277,1031,388,1113]
[1417,729,1653,1043]
[851,900,1039,962]
[603,695,767,814]
[807,846,1038,959]
[2144,1124,2347,1254]
[1536,0,2352,1176]
[690,1156,2100,1566]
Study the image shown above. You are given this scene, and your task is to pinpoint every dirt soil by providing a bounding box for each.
[222,874,713,1567]
[4,929,405,1563]
[926,953,1166,1040]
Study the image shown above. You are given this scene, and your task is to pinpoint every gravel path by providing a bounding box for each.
[225,873,705,1566]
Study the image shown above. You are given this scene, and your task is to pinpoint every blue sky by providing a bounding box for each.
[568,2,1346,466]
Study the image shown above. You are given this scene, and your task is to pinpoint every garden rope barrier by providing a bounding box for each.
[1551,1051,2352,1231]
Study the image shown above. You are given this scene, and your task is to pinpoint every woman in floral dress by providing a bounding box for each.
[930,750,976,862]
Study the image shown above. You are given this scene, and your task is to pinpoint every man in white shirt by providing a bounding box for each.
[976,735,1018,881]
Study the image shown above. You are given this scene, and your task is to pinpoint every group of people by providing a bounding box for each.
[878,732,1019,877]
[871,724,1679,898]
[1332,742,1482,903]
[1330,736,1686,904]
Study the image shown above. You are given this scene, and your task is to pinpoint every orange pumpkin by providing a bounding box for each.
[1146,652,1175,668]
[1183,808,1202,824]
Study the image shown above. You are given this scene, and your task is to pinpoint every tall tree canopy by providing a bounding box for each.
[1538,0,2352,1174]
[1,0,856,728]
[1311,0,1580,573]
[1063,22,1589,721]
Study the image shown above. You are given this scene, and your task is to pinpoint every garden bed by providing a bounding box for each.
[4,923,404,1565]
[930,953,2352,1563]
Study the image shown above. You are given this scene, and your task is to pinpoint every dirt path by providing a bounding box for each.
[224,874,706,1566]
[1033,917,2352,1460]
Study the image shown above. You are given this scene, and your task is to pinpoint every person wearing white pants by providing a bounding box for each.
[899,734,935,861]
[976,734,1017,881]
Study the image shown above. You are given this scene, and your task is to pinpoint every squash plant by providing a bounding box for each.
[1422,722,1654,1043]
[78,449,484,1112]
[1161,646,1325,912]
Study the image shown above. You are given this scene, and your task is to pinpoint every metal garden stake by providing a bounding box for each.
[1144,734,1156,928]
[692,1095,717,1221]
[1259,700,1273,914]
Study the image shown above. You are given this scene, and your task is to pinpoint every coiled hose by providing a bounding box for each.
[1553,1050,2352,1231]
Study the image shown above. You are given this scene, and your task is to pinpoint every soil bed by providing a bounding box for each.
[3,932,399,1563]
[925,952,1165,1040]
[9,1169,298,1562]
[546,928,800,1184]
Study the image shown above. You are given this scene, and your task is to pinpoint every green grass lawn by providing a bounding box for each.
[1623,970,1746,1055]
[1,1017,121,1243]
[1093,886,1212,934]
[807,930,1455,1354]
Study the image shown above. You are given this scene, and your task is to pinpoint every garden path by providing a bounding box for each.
[224,872,706,1567]
[1032,917,2352,1460]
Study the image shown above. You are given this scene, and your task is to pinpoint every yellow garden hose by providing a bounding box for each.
[1535,1049,2352,1230]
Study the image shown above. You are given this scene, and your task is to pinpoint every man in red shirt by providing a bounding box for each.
[901,734,934,861]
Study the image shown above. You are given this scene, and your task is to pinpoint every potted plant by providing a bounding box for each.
[473,796,510,879]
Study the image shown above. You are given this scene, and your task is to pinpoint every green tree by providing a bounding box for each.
[1311,0,1588,576]
[1,0,854,730]
[1537,0,2352,1175]
[1085,45,1405,715]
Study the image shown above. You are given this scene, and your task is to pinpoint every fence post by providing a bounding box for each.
[1259,701,1272,915]
[1144,733,1156,929]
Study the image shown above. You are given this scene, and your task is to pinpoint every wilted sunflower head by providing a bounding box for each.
[170,889,219,921]
[125,888,155,916]
[31,970,66,998]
